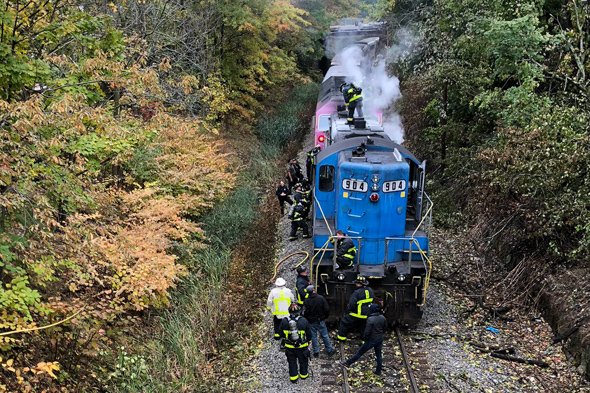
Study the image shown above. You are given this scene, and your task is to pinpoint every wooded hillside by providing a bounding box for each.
[385,0,589,271]
[0,0,337,390]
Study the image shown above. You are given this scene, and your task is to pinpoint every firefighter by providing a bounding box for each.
[331,230,357,269]
[266,277,295,340]
[295,265,310,306]
[275,180,293,215]
[336,276,374,342]
[306,145,321,181]
[287,159,304,190]
[340,303,385,375]
[280,304,312,383]
[288,201,310,240]
[340,82,364,124]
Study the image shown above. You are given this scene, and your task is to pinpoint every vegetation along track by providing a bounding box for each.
[312,328,440,392]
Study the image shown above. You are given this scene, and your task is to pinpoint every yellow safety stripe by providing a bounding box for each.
[349,289,373,319]
[349,93,362,102]
[343,247,356,260]
[295,289,309,305]
[337,335,347,341]
[290,375,299,381]
[273,288,290,317]
[284,342,309,349]
[300,374,309,379]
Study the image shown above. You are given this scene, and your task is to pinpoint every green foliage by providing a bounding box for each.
[124,83,318,393]
[393,0,590,263]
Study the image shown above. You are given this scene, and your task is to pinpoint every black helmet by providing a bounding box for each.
[296,265,308,274]
[354,276,369,286]
[289,303,301,315]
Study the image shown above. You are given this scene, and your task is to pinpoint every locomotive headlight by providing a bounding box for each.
[371,184,379,192]
[398,274,406,282]
[337,273,346,281]
[372,174,380,183]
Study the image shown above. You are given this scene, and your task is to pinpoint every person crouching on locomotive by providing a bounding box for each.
[288,201,310,240]
[340,303,385,375]
[336,276,374,342]
[275,180,293,215]
[267,277,295,340]
[280,304,312,383]
[295,265,310,306]
[331,230,357,269]
[340,82,364,125]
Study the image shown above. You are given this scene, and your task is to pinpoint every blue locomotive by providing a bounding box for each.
[310,132,431,327]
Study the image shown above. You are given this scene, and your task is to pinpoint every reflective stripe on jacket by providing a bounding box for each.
[349,289,374,319]
[280,315,312,349]
[267,287,294,317]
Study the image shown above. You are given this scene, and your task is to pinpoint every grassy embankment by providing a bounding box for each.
[113,83,319,392]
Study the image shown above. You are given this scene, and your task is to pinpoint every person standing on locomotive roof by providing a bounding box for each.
[331,230,357,269]
[275,180,293,215]
[267,277,295,340]
[288,200,310,240]
[336,276,374,342]
[295,265,310,306]
[340,303,385,375]
[280,304,312,383]
[340,82,364,125]
[303,285,336,358]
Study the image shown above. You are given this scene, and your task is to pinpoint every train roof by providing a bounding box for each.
[318,136,421,166]
[329,21,385,33]
[322,66,347,82]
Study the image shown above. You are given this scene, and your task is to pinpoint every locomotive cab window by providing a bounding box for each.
[319,165,335,192]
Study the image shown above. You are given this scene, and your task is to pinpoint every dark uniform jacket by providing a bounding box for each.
[289,203,305,221]
[303,293,330,323]
[342,84,362,104]
[347,286,375,318]
[295,275,310,305]
[337,237,356,259]
[276,185,291,198]
[279,315,312,349]
[363,309,386,342]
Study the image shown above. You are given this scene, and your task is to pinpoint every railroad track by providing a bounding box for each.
[313,328,438,393]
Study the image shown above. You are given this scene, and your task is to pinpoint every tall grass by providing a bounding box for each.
[114,83,319,392]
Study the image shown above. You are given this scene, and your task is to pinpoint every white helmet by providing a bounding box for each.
[275,277,286,287]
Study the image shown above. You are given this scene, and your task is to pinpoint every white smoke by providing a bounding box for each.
[383,113,404,144]
[326,23,420,144]
[337,42,405,144]
[386,27,419,63]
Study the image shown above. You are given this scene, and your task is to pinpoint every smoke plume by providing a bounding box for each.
[329,26,420,144]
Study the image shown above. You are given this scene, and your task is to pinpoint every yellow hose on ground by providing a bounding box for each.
[270,251,309,283]
[0,309,84,337]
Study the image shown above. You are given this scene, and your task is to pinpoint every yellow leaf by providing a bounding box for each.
[35,361,60,379]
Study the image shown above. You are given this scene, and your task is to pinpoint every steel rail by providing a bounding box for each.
[395,327,419,393]
[339,341,351,393]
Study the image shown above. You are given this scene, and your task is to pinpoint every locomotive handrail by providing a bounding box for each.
[383,236,432,306]
[411,191,433,239]
[314,193,334,238]
[409,239,432,307]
